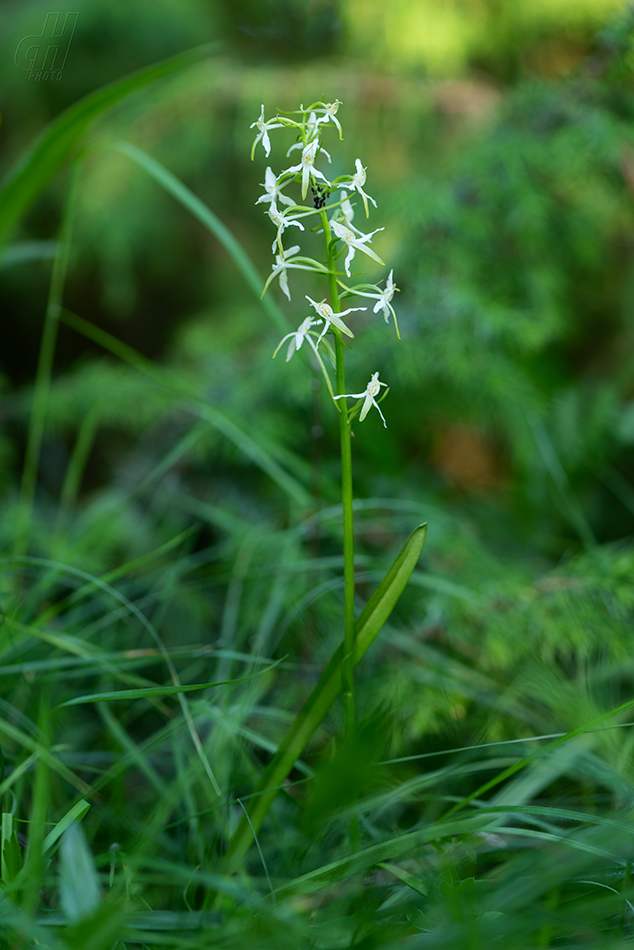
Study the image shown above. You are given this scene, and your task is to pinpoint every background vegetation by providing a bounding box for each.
[3,0,634,946]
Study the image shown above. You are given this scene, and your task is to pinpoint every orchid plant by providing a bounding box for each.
[250,101,400,844]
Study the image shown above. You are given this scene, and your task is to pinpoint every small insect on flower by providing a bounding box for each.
[333,371,389,427]
[311,185,330,210]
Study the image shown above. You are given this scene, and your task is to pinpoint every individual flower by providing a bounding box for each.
[273,316,322,362]
[333,371,389,427]
[263,246,326,301]
[255,167,295,207]
[349,270,400,337]
[314,100,344,139]
[285,138,331,200]
[330,220,384,277]
[267,202,306,253]
[250,105,284,159]
[305,296,366,346]
[349,159,377,217]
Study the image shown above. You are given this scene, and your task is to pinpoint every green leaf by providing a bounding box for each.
[59,660,282,707]
[1,814,21,884]
[59,823,100,922]
[43,800,90,856]
[353,523,428,661]
[221,524,428,874]
[0,44,217,256]
[273,814,487,901]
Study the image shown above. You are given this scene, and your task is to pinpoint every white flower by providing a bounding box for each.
[330,220,384,277]
[349,158,377,217]
[250,105,283,159]
[285,138,331,200]
[273,316,322,362]
[350,270,400,337]
[267,202,306,253]
[333,372,389,427]
[255,167,295,207]
[305,296,366,346]
[263,246,325,301]
[314,100,343,139]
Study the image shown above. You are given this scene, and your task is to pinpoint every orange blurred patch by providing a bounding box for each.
[432,424,503,493]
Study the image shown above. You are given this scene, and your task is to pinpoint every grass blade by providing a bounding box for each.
[0,44,217,255]
[109,141,288,331]
[43,800,90,856]
[60,661,282,706]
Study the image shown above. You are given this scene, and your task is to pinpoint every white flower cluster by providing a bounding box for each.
[251,100,399,427]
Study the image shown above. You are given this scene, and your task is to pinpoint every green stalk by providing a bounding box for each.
[321,211,359,849]
[320,211,356,753]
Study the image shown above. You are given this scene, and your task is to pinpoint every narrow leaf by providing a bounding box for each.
[1,814,21,884]
[110,142,288,332]
[43,800,90,856]
[273,814,487,901]
[59,660,281,706]
[0,44,217,255]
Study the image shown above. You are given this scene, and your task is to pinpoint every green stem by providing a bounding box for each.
[321,210,358,849]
